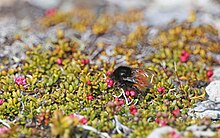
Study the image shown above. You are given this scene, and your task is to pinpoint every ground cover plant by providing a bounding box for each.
[0,7,220,138]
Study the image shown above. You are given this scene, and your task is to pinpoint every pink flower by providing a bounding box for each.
[114,97,119,101]
[15,77,27,86]
[107,84,113,88]
[69,113,88,124]
[155,117,167,126]
[106,71,112,76]
[127,97,131,102]
[0,126,9,135]
[81,59,90,65]
[208,77,213,82]
[130,90,136,97]
[84,59,90,64]
[44,8,57,17]
[216,125,220,130]
[56,58,62,65]
[129,105,137,115]
[172,109,180,117]
[125,90,130,96]
[160,120,167,127]
[81,59,86,64]
[180,56,187,62]
[87,95,93,100]
[119,99,124,105]
[69,114,75,118]
[206,69,213,78]
[106,78,110,83]
[157,87,166,94]
[155,117,160,123]
[79,117,88,125]
[106,78,114,88]
[87,80,91,85]
[169,130,180,138]
[180,50,190,62]
[0,99,4,105]
[109,80,114,85]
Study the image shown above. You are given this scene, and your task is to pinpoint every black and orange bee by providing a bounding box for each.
[110,66,155,92]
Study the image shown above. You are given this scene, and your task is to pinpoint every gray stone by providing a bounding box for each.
[147,126,180,138]
[186,125,216,137]
[191,81,220,120]
[206,80,220,102]
[191,100,220,119]
[194,100,220,112]
[194,110,220,120]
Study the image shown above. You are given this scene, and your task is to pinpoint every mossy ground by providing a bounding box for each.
[0,8,220,137]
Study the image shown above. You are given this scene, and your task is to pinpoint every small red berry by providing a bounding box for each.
[169,130,180,138]
[172,109,180,117]
[155,117,160,123]
[81,59,89,65]
[127,97,131,102]
[87,95,93,100]
[114,97,119,101]
[130,90,136,97]
[157,87,166,93]
[85,59,90,64]
[56,58,62,65]
[45,8,57,17]
[180,56,188,62]
[109,80,114,85]
[125,90,130,96]
[0,126,10,135]
[15,77,27,86]
[181,50,190,58]
[81,59,86,64]
[69,114,75,118]
[119,99,124,105]
[87,80,91,85]
[129,105,137,115]
[107,84,113,88]
[79,117,88,125]
[106,71,112,76]
[0,99,4,105]
[208,77,213,82]
[180,50,190,62]
[160,120,167,126]
[106,78,110,83]
[216,125,220,130]
[206,69,214,78]
[106,78,114,88]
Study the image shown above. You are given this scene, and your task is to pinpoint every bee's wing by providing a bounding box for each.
[132,68,155,83]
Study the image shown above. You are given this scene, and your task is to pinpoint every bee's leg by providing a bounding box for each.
[112,92,123,98]
[121,88,131,105]
[112,88,123,98]
[133,99,138,105]
[120,88,137,105]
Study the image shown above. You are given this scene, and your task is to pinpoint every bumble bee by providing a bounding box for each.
[110,66,155,92]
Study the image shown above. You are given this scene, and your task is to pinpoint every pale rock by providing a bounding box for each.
[206,80,220,102]
[147,126,180,138]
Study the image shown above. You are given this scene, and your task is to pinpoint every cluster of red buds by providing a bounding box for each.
[106,78,114,88]
[69,114,88,125]
[180,50,190,62]
[81,59,90,65]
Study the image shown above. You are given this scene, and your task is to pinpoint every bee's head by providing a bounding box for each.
[110,66,132,81]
